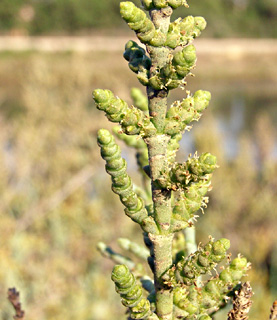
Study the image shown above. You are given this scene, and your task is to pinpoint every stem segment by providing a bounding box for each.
[145,7,174,320]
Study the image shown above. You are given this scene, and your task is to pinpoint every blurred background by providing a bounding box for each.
[0,1,276,319]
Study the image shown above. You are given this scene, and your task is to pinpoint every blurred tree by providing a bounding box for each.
[0,0,276,37]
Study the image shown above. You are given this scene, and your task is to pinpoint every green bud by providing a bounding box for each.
[111,264,152,316]
[198,152,217,174]
[204,280,220,296]
[120,2,135,21]
[219,238,231,250]
[120,2,160,46]
[93,89,155,136]
[168,0,188,9]
[97,128,113,145]
[179,16,207,45]
[219,269,232,282]
[194,16,207,31]
[153,0,168,8]
[149,31,167,47]
[212,241,226,256]
[166,21,181,48]
[198,255,209,267]
[173,45,197,77]
[230,269,244,281]
[173,237,230,283]
[124,41,151,75]
[230,257,248,270]
[193,90,211,112]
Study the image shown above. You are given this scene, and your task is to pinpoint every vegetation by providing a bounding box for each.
[92,1,275,319]
[0,0,277,37]
[0,15,276,320]
[0,50,275,319]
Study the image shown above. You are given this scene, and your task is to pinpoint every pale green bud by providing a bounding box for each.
[230,257,248,270]
[172,237,230,283]
[193,90,211,112]
[153,0,168,8]
[219,269,233,282]
[198,152,217,174]
[121,2,162,46]
[168,0,188,9]
[179,16,207,45]
[173,45,197,77]
[130,298,152,319]
[194,16,207,31]
[149,31,167,46]
[111,264,152,316]
[166,21,181,48]
[93,89,155,136]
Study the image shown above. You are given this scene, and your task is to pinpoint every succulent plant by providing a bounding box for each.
[93,1,252,319]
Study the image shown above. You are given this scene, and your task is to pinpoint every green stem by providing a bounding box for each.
[149,233,174,320]
[184,226,197,255]
[184,226,202,287]
[145,7,174,320]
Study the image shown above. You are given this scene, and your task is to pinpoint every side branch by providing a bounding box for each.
[227,282,253,320]
[8,288,25,320]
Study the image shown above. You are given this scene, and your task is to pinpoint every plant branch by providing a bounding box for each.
[8,288,25,320]
[227,282,253,320]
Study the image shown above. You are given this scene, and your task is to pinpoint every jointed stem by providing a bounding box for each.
[145,7,174,320]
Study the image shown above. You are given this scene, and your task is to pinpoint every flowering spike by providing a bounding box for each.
[164,238,230,286]
[166,15,206,48]
[164,90,211,135]
[112,265,153,318]
[148,45,197,90]
[97,129,158,234]
[120,2,166,46]
[93,89,155,136]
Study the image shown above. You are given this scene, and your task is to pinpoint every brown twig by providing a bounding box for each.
[227,282,253,320]
[7,288,25,320]
[269,300,277,320]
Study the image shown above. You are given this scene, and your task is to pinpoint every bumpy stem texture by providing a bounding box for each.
[94,1,252,319]
[97,129,158,234]
[172,256,250,318]
[112,265,153,319]
[144,5,175,320]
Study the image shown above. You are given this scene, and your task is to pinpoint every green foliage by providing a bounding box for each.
[97,128,158,233]
[92,0,260,319]
[111,265,153,318]
[120,2,165,46]
[164,90,211,135]
[93,89,156,136]
[1,0,277,37]
[166,15,206,48]
[0,51,276,319]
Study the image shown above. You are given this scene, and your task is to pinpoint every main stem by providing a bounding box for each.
[145,7,174,320]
